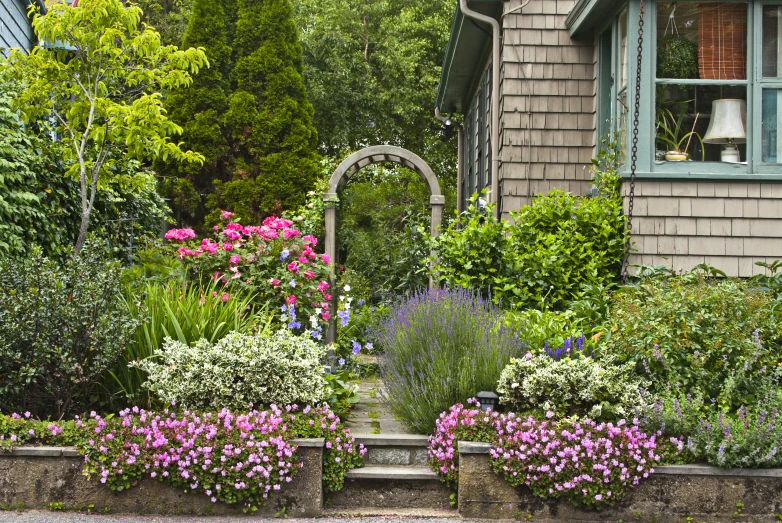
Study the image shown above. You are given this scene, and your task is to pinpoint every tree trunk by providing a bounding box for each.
[74,208,91,252]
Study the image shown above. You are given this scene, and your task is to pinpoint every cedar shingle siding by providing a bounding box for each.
[499,0,596,218]
[1,0,34,55]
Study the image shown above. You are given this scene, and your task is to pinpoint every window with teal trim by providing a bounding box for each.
[460,62,492,210]
[596,8,629,159]
[648,0,782,174]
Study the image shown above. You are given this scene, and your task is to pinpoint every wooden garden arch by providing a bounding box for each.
[323,145,445,342]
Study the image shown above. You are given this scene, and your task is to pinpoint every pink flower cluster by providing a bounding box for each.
[164,228,196,242]
[428,401,667,509]
[163,212,333,335]
[75,404,364,506]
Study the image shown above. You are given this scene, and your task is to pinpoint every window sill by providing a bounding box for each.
[621,171,782,182]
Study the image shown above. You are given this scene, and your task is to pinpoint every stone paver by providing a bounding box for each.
[346,377,408,435]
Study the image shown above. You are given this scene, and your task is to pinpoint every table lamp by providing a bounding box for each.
[703,99,747,163]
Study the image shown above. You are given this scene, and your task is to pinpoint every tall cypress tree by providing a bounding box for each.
[210,0,320,224]
[158,0,236,227]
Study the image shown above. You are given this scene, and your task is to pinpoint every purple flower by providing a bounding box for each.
[280,249,290,261]
[352,341,361,355]
[338,358,345,366]
[338,310,350,327]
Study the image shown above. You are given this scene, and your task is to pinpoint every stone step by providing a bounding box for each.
[348,465,437,480]
[327,466,452,510]
[322,507,458,518]
[352,433,430,466]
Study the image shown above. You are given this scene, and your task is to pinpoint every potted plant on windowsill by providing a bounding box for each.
[656,106,704,162]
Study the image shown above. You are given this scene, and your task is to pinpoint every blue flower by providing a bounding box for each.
[280,304,287,312]
[288,320,302,329]
[280,249,290,261]
[288,305,296,320]
[338,358,345,366]
[365,342,374,351]
[338,309,350,327]
[357,299,366,306]
[352,341,361,355]
[289,279,296,288]
[310,331,320,339]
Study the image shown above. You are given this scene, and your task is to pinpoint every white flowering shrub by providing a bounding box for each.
[496,353,647,421]
[136,330,327,410]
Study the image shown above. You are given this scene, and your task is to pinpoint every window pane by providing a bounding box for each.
[763,6,782,78]
[763,90,782,164]
[656,2,747,80]
[615,10,629,161]
[655,85,747,162]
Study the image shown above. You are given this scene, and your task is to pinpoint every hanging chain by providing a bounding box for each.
[621,0,644,285]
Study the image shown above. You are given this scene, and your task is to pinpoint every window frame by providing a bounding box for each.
[623,0,782,180]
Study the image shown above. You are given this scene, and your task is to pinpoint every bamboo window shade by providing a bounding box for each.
[698,3,748,80]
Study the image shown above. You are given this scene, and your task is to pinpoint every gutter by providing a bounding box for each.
[458,0,500,219]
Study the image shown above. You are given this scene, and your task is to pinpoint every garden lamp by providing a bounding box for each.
[703,99,747,163]
[476,391,499,412]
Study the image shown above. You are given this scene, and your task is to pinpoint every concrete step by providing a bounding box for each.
[352,433,430,466]
[322,507,458,518]
[328,466,452,510]
[348,465,437,480]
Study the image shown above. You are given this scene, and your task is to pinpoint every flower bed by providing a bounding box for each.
[0,404,365,512]
[428,401,679,509]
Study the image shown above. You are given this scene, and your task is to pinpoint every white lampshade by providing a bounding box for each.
[703,99,747,144]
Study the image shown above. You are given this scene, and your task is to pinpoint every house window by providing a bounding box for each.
[461,61,491,210]
[596,8,629,159]
[643,0,782,175]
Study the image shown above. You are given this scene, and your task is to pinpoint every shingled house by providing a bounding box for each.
[436,0,782,276]
[1,0,47,55]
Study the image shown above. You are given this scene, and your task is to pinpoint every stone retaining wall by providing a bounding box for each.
[0,439,323,517]
[457,441,782,522]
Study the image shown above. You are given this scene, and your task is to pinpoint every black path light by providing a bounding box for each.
[476,391,499,412]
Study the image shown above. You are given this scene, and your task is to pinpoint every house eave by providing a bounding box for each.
[436,0,500,115]
[566,0,623,39]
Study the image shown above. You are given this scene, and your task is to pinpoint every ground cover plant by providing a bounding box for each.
[0,404,365,509]
[428,401,671,509]
[378,288,525,433]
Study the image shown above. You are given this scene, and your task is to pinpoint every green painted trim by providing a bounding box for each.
[622,171,782,181]
[435,0,500,112]
[567,0,626,38]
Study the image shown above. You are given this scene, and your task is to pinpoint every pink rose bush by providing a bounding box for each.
[429,401,679,509]
[1,405,365,508]
[164,214,332,338]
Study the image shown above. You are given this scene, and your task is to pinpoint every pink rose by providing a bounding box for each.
[222,242,233,251]
[302,270,316,280]
[321,254,332,265]
[286,295,297,305]
[229,255,241,265]
[318,281,329,292]
[303,235,318,246]
[321,311,330,322]
[221,210,234,220]
[323,293,332,301]
[287,261,299,273]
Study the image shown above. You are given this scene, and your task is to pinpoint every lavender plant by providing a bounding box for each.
[378,289,525,433]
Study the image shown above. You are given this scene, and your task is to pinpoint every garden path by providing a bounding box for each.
[345,375,407,434]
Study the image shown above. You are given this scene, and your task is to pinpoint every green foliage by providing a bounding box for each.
[135,330,327,410]
[0,241,139,418]
[323,368,361,420]
[427,195,511,300]
[378,289,526,434]
[605,273,782,410]
[161,0,320,227]
[102,281,269,408]
[429,184,627,311]
[497,354,647,421]
[656,34,699,80]
[136,0,193,46]
[10,0,207,250]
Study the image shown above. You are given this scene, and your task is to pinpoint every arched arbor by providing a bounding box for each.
[323,145,445,342]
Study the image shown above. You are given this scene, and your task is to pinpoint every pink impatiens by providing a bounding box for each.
[428,401,673,510]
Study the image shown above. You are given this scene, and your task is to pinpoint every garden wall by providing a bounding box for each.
[458,441,782,522]
[0,440,324,516]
